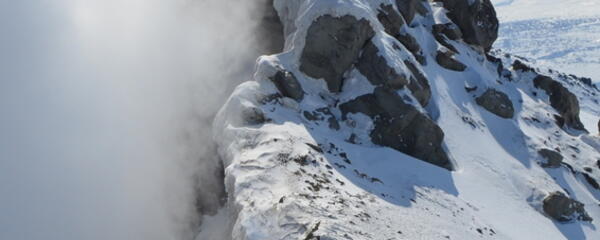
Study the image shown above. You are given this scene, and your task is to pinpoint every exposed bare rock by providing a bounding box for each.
[475,89,514,119]
[436,50,466,71]
[543,192,593,222]
[435,0,498,51]
[534,75,587,131]
[300,15,375,92]
[270,70,304,101]
[340,87,451,170]
[538,148,563,168]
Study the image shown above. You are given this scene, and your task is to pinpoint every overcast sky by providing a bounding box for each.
[0,0,259,239]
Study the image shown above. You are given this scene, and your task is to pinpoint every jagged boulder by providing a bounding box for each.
[300,15,375,92]
[398,32,426,64]
[435,0,498,51]
[340,87,451,170]
[377,4,405,37]
[433,23,462,41]
[436,50,466,71]
[538,148,563,168]
[270,70,304,101]
[357,41,431,107]
[432,24,460,53]
[533,75,586,131]
[512,59,535,73]
[475,89,514,119]
[395,0,427,24]
[404,60,431,107]
[543,192,593,222]
[357,41,410,89]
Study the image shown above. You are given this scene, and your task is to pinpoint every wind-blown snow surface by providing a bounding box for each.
[492,0,600,84]
[209,0,600,239]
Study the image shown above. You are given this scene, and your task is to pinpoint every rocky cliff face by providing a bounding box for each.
[207,0,600,239]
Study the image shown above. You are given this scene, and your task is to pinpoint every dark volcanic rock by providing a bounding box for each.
[357,41,410,89]
[533,75,587,131]
[396,0,427,24]
[340,87,451,170]
[433,23,463,41]
[436,50,466,71]
[377,5,426,64]
[377,4,405,37]
[404,60,431,107]
[543,192,593,222]
[512,59,535,73]
[475,89,514,119]
[435,0,498,51]
[397,32,426,64]
[357,41,431,107]
[270,70,304,101]
[300,15,375,92]
[538,148,563,168]
[432,24,460,53]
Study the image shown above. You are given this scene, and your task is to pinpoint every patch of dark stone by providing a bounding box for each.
[340,87,452,170]
[475,89,514,119]
[241,107,267,125]
[270,69,304,101]
[357,41,411,89]
[543,191,593,222]
[357,40,431,107]
[303,108,340,130]
[533,75,587,131]
[436,49,466,71]
[395,0,428,24]
[512,59,535,73]
[434,0,498,52]
[300,15,375,92]
[432,24,459,53]
[376,4,427,65]
[538,148,563,168]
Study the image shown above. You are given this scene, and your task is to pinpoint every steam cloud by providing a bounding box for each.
[0,0,272,239]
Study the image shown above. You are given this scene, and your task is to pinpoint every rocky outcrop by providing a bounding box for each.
[432,24,460,53]
[512,59,535,73]
[543,192,593,222]
[357,41,431,107]
[435,0,498,51]
[376,4,426,64]
[340,87,451,170]
[475,89,514,119]
[300,15,375,92]
[270,70,304,101]
[377,4,405,37]
[533,75,587,131]
[404,60,431,107]
[538,149,563,168]
[395,0,427,24]
[357,41,410,89]
[433,23,462,41]
[436,50,466,71]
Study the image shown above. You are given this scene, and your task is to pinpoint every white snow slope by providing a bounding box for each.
[492,0,600,84]
[204,0,600,239]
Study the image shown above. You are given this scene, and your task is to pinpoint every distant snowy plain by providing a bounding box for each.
[492,0,600,83]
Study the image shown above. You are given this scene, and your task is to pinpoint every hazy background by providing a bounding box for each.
[0,0,268,239]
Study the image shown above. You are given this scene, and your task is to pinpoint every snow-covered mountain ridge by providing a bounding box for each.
[204,0,600,239]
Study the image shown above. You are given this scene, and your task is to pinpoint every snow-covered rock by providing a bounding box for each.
[204,0,600,239]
